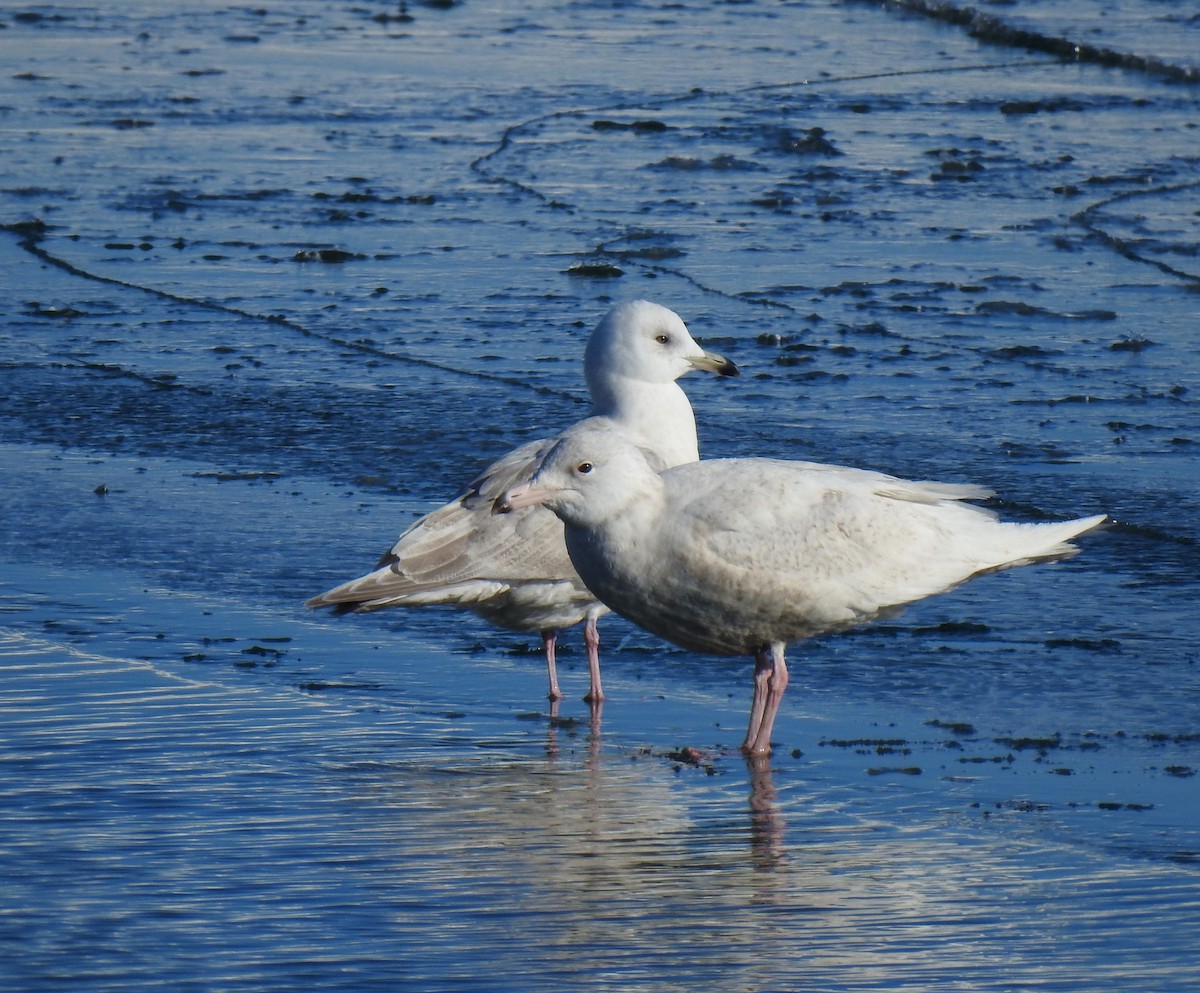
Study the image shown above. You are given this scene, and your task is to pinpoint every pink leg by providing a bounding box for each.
[742,646,772,752]
[744,643,789,756]
[542,629,563,702]
[582,611,604,704]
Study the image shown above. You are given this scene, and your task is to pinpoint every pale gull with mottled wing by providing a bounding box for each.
[306,301,738,703]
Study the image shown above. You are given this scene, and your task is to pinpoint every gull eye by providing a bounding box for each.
[655,333,670,345]
[576,461,594,475]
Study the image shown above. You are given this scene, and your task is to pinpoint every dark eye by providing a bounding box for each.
[576,462,593,475]
[655,334,670,345]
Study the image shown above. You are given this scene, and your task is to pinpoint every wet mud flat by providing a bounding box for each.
[1,1,1199,991]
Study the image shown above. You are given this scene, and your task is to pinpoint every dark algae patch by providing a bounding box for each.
[927,719,978,737]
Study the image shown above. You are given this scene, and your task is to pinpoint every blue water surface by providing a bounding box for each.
[1,2,1198,990]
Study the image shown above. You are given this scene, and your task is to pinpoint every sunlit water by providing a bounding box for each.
[1,2,1198,990]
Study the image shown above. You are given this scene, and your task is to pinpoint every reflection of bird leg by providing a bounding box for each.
[582,612,604,703]
[588,698,604,765]
[545,695,561,758]
[542,629,563,702]
[743,643,789,755]
[746,753,787,869]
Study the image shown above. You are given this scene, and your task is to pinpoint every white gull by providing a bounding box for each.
[497,425,1106,754]
[305,301,738,703]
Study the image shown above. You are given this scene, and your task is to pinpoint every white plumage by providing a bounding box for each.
[498,425,1106,754]
[305,301,738,702]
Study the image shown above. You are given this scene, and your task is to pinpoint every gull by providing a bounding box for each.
[306,301,738,703]
[496,425,1106,755]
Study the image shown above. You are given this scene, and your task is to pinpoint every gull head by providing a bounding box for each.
[584,300,738,392]
[494,426,660,528]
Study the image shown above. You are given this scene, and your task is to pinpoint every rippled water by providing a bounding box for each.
[2,2,1198,990]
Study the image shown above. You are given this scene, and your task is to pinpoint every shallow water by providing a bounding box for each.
[2,2,1198,990]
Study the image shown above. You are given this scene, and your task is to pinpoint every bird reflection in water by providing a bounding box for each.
[542,703,789,873]
[746,755,788,871]
[542,698,604,764]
